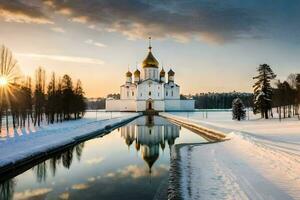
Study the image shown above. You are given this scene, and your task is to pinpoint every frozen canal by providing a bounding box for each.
[0,116,207,200]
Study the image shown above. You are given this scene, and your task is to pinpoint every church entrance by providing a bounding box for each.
[146,99,154,110]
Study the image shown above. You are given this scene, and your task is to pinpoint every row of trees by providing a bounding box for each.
[0,46,86,132]
[86,97,106,110]
[253,64,300,119]
[193,92,253,109]
[273,74,300,119]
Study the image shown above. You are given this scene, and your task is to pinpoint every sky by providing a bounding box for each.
[0,0,300,97]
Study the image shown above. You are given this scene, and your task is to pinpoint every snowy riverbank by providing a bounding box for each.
[165,112,300,200]
[0,112,141,174]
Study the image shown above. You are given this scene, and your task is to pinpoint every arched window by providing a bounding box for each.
[171,91,174,96]
[166,91,168,96]
[149,91,151,96]
[158,93,160,97]
[127,91,129,97]
[132,91,134,96]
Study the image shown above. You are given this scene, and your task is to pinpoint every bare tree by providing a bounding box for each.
[34,67,46,126]
[1,45,87,134]
[0,45,21,133]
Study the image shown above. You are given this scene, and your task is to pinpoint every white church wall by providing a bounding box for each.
[164,84,180,100]
[106,99,121,111]
[121,84,137,100]
[137,101,146,111]
[136,100,165,111]
[164,100,181,111]
[120,100,136,111]
[164,100,194,111]
[106,99,137,111]
[137,81,164,101]
[153,100,165,111]
[143,68,159,80]
[180,100,195,111]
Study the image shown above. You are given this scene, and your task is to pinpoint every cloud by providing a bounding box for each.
[0,0,53,24]
[42,0,264,43]
[51,27,65,33]
[87,177,96,182]
[85,157,104,165]
[71,16,88,24]
[105,164,169,179]
[71,183,89,190]
[2,1,298,44]
[59,192,70,200]
[14,188,53,200]
[16,53,104,65]
[85,39,107,48]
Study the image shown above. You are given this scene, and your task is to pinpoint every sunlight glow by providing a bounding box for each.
[0,76,8,87]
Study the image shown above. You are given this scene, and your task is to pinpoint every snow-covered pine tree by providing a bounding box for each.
[253,64,276,119]
[296,74,300,119]
[232,98,246,121]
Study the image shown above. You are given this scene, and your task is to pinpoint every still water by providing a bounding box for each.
[0,116,207,200]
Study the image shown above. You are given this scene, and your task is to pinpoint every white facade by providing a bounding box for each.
[106,44,194,112]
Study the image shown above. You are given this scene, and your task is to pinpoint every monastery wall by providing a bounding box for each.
[136,100,165,111]
[106,99,137,111]
[165,100,195,111]
[180,100,195,111]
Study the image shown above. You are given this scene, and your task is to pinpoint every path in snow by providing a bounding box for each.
[164,112,300,199]
[179,133,300,199]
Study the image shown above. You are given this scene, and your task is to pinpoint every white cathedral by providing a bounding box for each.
[106,40,194,112]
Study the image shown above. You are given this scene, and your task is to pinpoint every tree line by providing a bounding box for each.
[192,92,253,109]
[86,93,120,110]
[253,64,300,120]
[0,46,86,133]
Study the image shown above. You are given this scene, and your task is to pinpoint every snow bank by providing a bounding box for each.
[160,113,227,141]
[0,113,141,173]
[165,111,300,146]
[165,111,300,199]
[178,133,300,199]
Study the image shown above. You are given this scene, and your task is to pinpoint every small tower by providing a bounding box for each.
[160,68,166,83]
[168,69,175,83]
[134,69,141,83]
[126,70,132,83]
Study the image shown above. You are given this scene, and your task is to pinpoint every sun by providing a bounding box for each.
[0,76,8,87]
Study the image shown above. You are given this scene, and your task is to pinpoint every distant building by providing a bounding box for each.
[106,39,195,112]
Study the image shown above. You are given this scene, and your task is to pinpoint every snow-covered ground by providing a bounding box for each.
[166,111,300,200]
[0,110,129,137]
[0,112,140,170]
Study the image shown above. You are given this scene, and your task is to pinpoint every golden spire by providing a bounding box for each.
[142,37,159,68]
[148,36,152,51]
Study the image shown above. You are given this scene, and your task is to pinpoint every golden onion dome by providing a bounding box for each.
[143,153,159,172]
[135,140,140,151]
[125,137,133,146]
[160,68,165,76]
[126,71,132,77]
[142,47,159,68]
[134,69,140,76]
[160,141,165,150]
[168,69,175,76]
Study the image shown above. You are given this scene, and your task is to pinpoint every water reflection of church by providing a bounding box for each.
[120,116,180,172]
